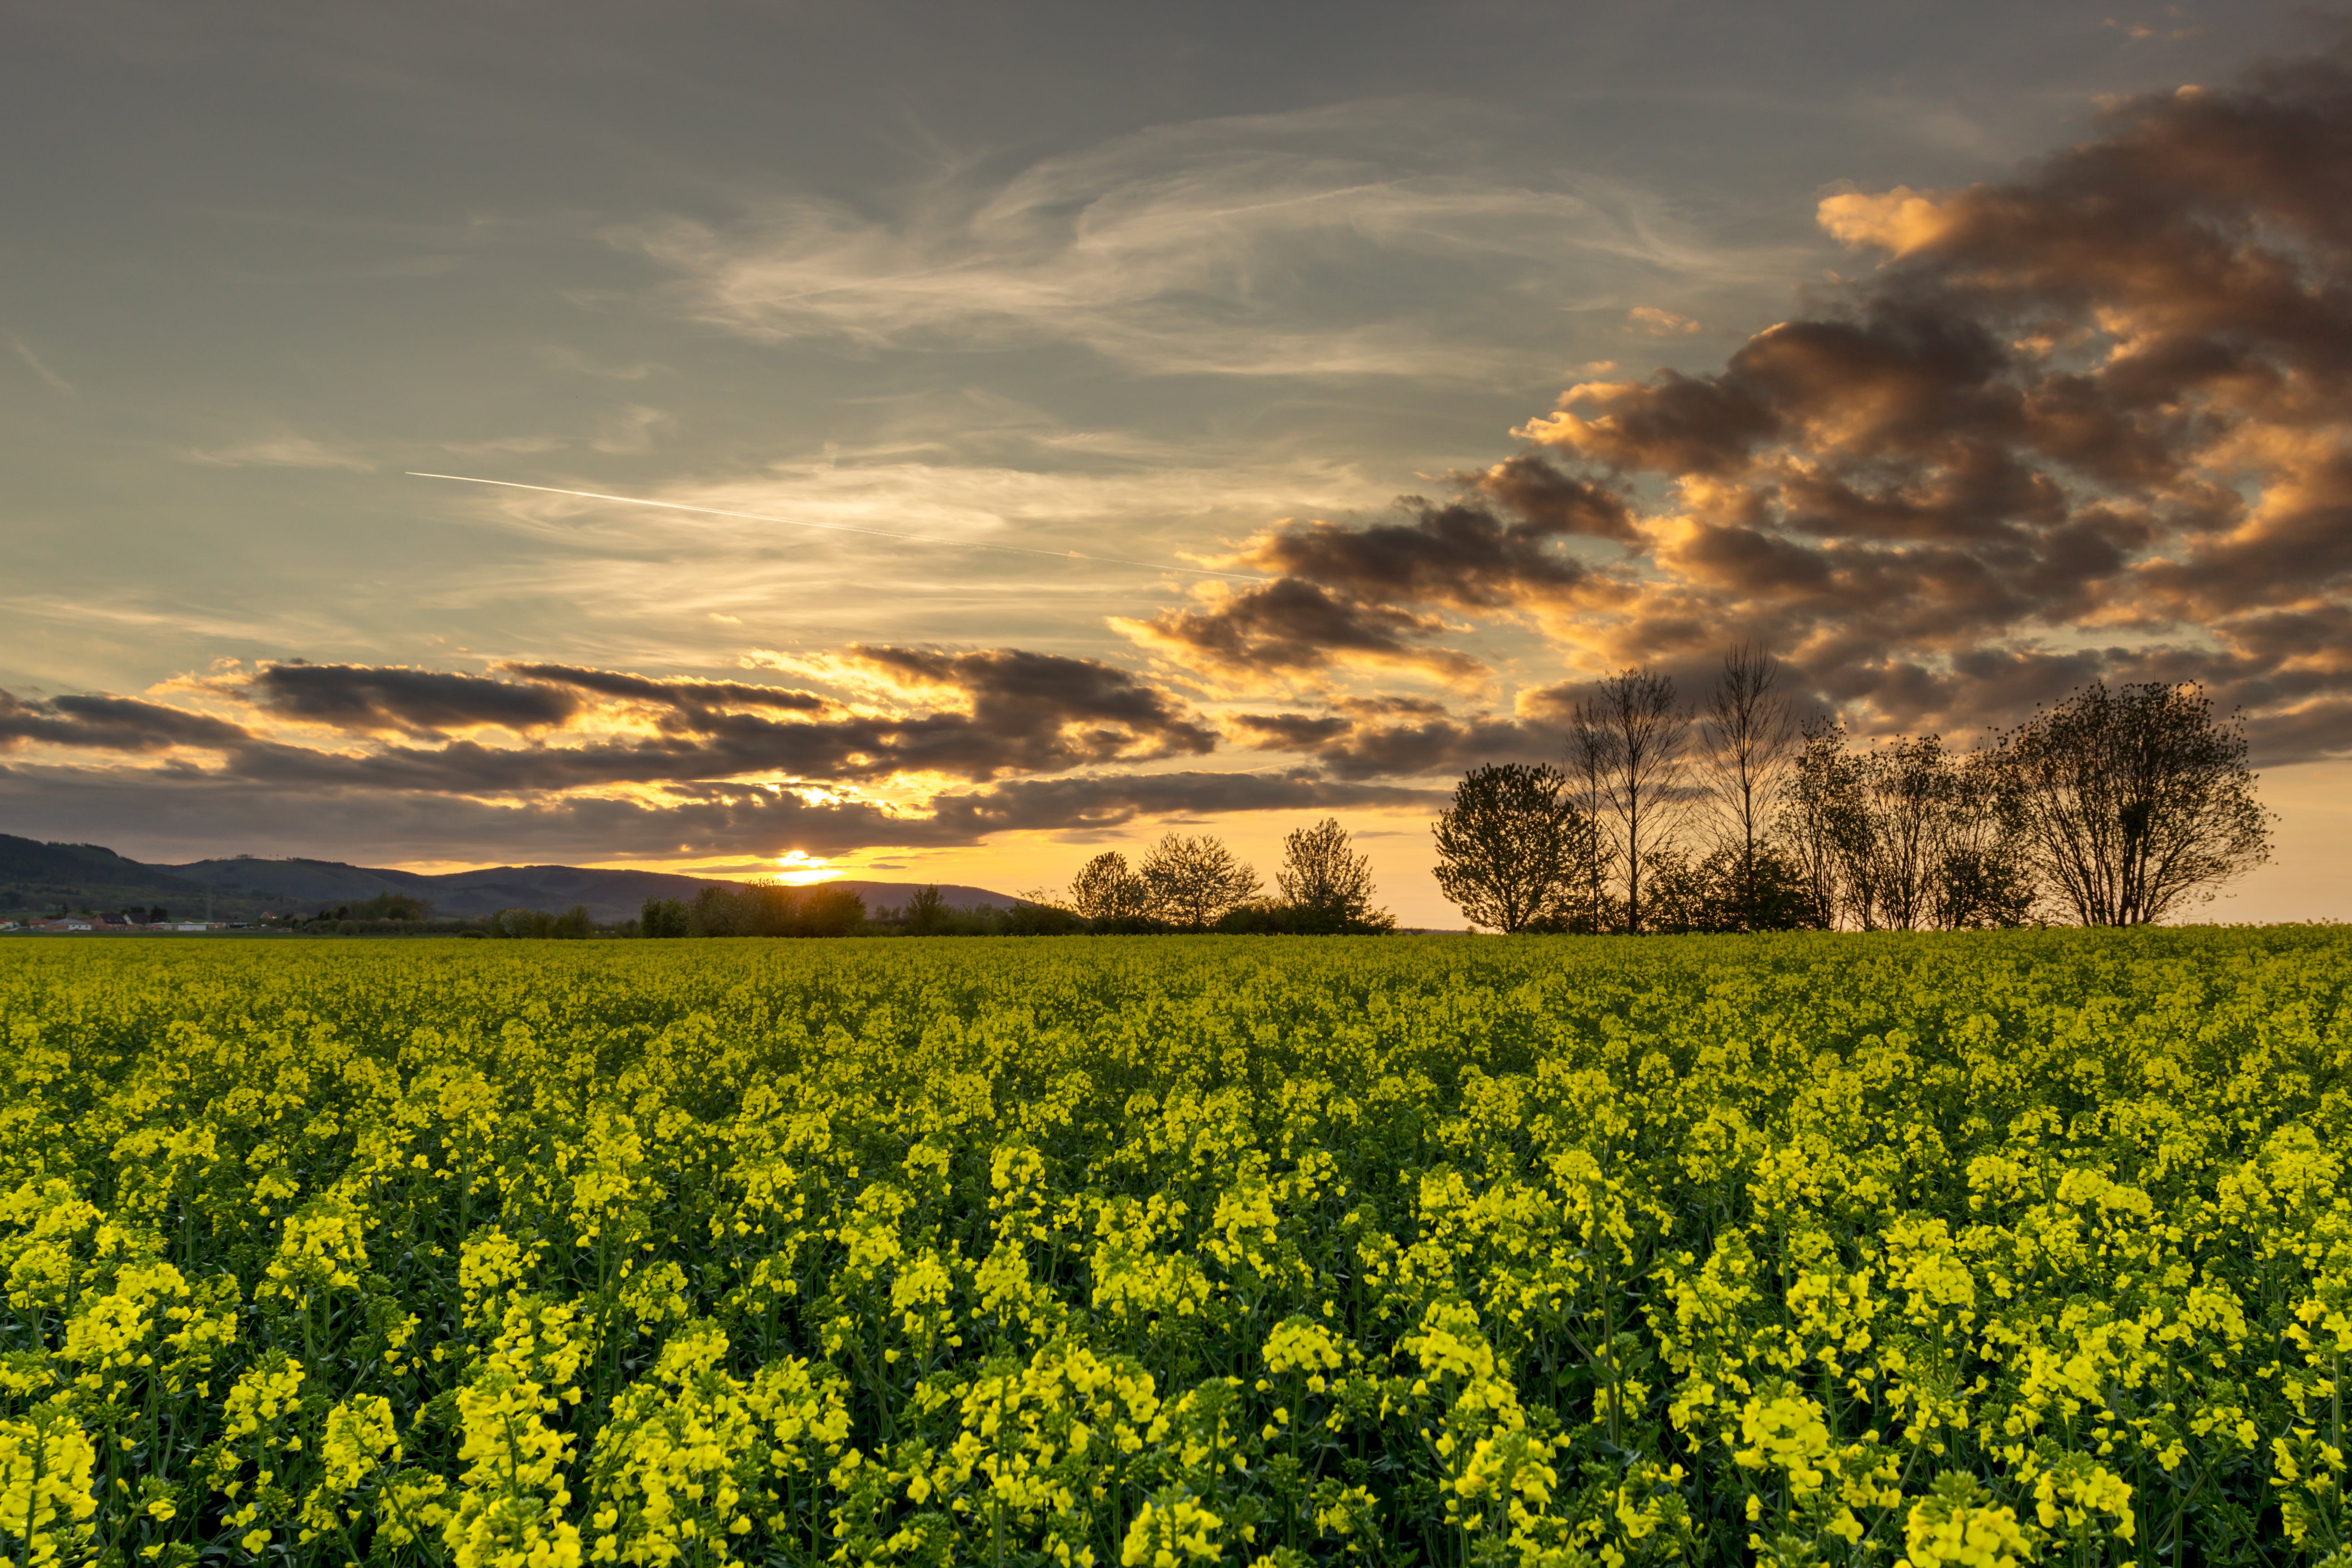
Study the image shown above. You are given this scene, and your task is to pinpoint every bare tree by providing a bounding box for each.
[1276,818,1387,931]
[1851,736,1945,929]
[1994,681,2272,925]
[1138,833,1261,930]
[1432,763,1603,932]
[1697,643,1798,929]
[1782,726,2037,931]
[1067,851,1150,926]
[1569,667,1692,932]
[1779,719,1860,928]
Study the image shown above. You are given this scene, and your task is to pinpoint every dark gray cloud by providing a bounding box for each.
[0,691,251,753]
[1117,52,2352,762]
[0,759,1438,867]
[1124,478,1626,683]
[245,662,583,736]
[1122,577,1485,682]
[500,663,831,718]
[921,770,1444,837]
[0,644,1223,812]
[1229,708,1555,780]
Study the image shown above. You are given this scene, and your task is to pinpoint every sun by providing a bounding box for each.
[771,849,838,887]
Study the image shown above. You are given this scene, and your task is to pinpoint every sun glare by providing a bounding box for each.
[771,849,838,886]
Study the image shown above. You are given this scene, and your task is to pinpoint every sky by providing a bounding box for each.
[3,0,2348,926]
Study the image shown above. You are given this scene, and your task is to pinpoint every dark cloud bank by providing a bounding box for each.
[10,53,2352,861]
[1141,52,2352,764]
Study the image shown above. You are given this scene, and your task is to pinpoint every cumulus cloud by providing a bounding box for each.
[1228,706,1556,781]
[1152,49,2352,762]
[1115,467,1634,685]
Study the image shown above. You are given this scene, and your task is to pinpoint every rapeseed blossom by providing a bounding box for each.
[0,927,2345,1564]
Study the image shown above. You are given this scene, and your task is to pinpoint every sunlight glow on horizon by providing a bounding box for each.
[770,849,838,886]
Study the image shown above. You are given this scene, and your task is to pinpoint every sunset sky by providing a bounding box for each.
[5,1,2347,926]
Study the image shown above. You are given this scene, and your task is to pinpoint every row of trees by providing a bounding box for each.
[627,821,1396,940]
[1436,650,2273,932]
[1042,819,1392,933]
[639,882,869,938]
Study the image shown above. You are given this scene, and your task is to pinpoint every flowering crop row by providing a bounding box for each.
[0,927,2347,1567]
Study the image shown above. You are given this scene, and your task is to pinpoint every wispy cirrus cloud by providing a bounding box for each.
[615,99,1801,379]
[10,337,74,396]
[179,434,376,471]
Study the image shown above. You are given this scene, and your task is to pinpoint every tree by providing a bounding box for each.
[903,885,949,936]
[1138,833,1261,930]
[354,891,432,921]
[1847,734,1951,931]
[1569,668,1692,932]
[1994,681,2271,925]
[1780,719,1859,928]
[639,896,690,937]
[1697,644,1799,930]
[1275,818,1390,931]
[1643,843,1818,933]
[1067,851,1151,927]
[1432,763,1603,933]
[1780,726,2036,931]
[1930,750,2038,930]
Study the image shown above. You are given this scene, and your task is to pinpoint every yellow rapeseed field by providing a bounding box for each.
[1,929,2347,1568]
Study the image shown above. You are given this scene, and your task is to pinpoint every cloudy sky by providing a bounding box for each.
[5,0,2347,924]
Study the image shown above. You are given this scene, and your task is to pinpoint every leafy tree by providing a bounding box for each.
[639,896,690,938]
[1779,719,1859,928]
[1780,727,2035,931]
[1275,818,1391,932]
[1138,833,1260,930]
[1569,668,1692,932]
[353,891,433,921]
[1994,681,2272,924]
[1432,763,1603,933]
[797,885,867,936]
[1067,851,1151,928]
[1643,844,1819,933]
[903,885,950,936]
[1003,899,1086,936]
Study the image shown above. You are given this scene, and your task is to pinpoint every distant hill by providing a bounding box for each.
[0,834,1018,924]
[0,837,228,919]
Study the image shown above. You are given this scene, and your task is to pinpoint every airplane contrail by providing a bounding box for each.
[405,471,1269,582]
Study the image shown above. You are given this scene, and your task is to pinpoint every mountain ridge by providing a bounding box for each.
[0,835,1017,924]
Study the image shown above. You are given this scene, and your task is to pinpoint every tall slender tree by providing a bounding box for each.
[1779,719,1860,928]
[1569,667,1692,932]
[1697,644,1798,929]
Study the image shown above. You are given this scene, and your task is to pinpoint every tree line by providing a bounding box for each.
[1435,648,2274,932]
[634,818,1396,938]
[1037,818,1393,932]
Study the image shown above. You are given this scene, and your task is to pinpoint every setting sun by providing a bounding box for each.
[769,849,837,886]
